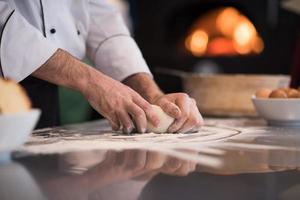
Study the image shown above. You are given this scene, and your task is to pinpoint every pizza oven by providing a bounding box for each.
[130,0,300,92]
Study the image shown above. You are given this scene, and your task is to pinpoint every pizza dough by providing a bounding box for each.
[147,105,175,133]
[0,78,31,114]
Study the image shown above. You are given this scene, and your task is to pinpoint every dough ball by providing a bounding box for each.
[287,89,300,98]
[147,105,174,134]
[269,89,287,98]
[255,88,272,98]
[0,78,31,114]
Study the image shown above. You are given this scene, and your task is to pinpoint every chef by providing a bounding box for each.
[0,0,203,133]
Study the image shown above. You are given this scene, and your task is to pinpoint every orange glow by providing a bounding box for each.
[216,7,240,37]
[207,37,237,56]
[233,19,256,46]
[251,36,264,53]
[185,7,264,57]
[185,30,209,56]
[234,43,252,55]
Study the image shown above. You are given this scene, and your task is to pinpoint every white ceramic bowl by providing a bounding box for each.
[0,109,41,154]
[252,97,300,126]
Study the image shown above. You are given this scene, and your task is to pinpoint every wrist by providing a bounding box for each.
[144,90,164,104]
[123,73,164,103]
[77,66,107,97]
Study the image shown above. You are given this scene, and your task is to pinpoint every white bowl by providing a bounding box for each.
[0,109,41,154]
[252,97,300,126]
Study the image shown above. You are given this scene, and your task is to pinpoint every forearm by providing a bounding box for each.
[32,50,160,133]
[32,49,102,93]
[123,73,164,103]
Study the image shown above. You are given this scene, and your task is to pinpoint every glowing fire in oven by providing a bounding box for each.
[185,7,264,56]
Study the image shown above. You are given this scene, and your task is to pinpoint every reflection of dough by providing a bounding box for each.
[147,105,174,133]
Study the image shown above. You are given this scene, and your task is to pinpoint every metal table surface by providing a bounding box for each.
[1,118,300,200]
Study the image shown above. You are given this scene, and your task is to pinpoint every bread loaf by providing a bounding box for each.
[0,78,31,114]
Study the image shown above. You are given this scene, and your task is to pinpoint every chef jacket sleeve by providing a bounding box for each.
[0,2,58,82]
[86,0,152,82]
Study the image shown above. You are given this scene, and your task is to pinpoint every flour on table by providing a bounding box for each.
[20,124,241,154]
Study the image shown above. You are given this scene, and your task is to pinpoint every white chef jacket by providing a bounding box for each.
[0,0,151,82]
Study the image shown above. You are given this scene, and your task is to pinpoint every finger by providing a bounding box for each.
[191,97,204,128]
[127,103,147,133]
[107,113,120,131]
[144,151,166,171]
[161,157,182,174]
[133,96,160,127]
[176,109,197,133]
[176,119,196,133]
[190,126,201,133]
[115,150,128,166]
[176,161,197,176]
[157,98,181,118]
[133,171,159,181]
[177,105,203,133]
[126,150,147,172]
[190,100,204,130]
[168,97,190,133]
[117,110,134,134]
[173,161,192,176]
[194,114,204,130]
[189,161,197,172]
[178,110,201,133]
[101,150,118,166]
[168,116,188,133]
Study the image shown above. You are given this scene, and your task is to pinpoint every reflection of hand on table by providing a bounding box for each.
[135,154,197,180]
[84,149,196,188]
[43,149,196,200]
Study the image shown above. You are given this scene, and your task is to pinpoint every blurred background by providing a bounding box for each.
[59,0,300,125]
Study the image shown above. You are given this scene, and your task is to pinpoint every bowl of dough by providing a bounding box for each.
[252,88,300,126]
[0,78,40,156]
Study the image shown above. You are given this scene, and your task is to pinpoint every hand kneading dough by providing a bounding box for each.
[147,105,174,133]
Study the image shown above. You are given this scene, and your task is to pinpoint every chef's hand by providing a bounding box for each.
[83,75,159,134]
[123,73,204,133]
[32,49,159,134]
[153,93,204,133]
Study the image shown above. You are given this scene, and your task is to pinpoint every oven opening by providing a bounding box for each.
[185,7,264,57]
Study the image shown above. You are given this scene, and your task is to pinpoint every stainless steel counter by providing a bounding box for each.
[1,118,300,200]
